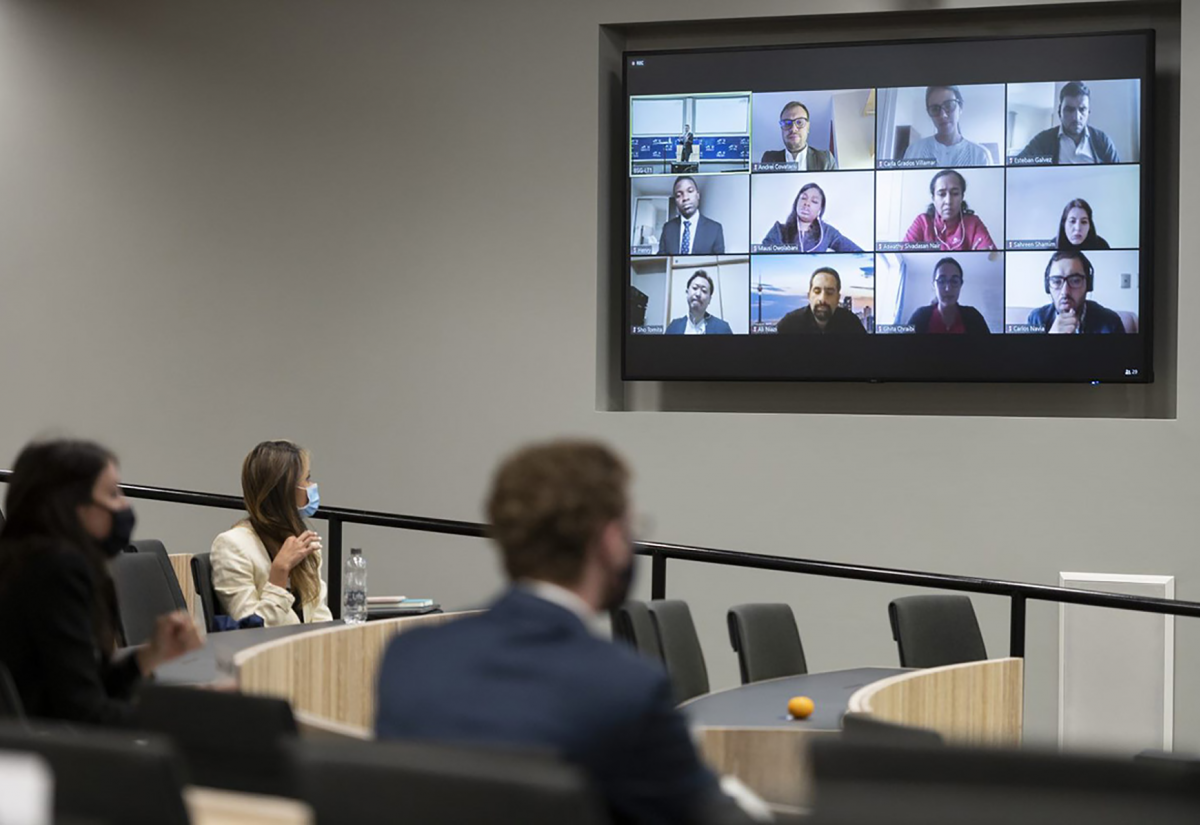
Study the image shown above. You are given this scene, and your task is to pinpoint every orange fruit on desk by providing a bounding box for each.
[788,695,814,719]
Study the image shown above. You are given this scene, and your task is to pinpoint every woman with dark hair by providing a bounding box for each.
[903,169,997,251]
[1056,198,1110,250]
[762,182,862,252]
[210,440,333,626]
[0,439,200,726]
[906,257,991,334]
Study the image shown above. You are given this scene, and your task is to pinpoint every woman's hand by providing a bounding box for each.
[137,611,202,674]
[268,530,321,589]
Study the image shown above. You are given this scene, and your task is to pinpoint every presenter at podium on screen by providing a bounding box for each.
[903,86,993,167]
[665,270,733,335]
[657,176,725,255]
[762,182,862,252]
[906,257,991,334]
[1017,81,1120,164]
[760,101,837,170]
[776,267,867,334]
[903,169,996,251]
[211,440,334,627]
[677,123,694,162]
[1055,198,1111,250]
[1027,250,1125,334]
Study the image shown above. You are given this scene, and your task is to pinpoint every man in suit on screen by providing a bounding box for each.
[665,270,733,334]
[1016,81,1120,164]
[759,101,837,170]
[375,441,755,825]
[658,176,725,255]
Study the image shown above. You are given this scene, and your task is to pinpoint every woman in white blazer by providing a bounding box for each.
[210,440,333,626]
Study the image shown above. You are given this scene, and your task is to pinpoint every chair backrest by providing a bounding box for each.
[809,738,1200,825]
[887,595,987,668]
[0,721,190,825]
[839,712,943,747]
[0,660,25,722]
[612,600,663,662]
[726,603,807,684]
[288,738,611,825]
[190,552,219,633]
[135,684,298,797]
[645,600,709,704]
[110,539,187,646]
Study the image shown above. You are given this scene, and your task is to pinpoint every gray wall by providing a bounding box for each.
[0,0,1191,749]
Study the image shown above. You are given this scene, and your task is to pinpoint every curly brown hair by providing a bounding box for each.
[487,441,629,586]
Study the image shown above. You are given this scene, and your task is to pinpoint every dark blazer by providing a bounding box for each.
[0,538,141,726]
[375,588,723,825]
[1017,126,1120,164]
[658,214,725,255]
[907,303,992,334]
[1027,300,1127,334]
[665,313,733,335]
[775,306,866,334]
[759,146,838,170]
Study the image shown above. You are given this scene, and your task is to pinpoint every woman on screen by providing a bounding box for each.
[762,182,862,252]
[0,439,201,726]
[903,169,996,251]
[906,257,991,334]
[211,440,334,628]
[1055,198,1111,251]
[901,85,993,166]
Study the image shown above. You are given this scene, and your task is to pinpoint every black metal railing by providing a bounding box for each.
[3,469,1198,656]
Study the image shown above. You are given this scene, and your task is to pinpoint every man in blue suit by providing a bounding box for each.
[375,442,750,825]
[658,176,725,255]
[665,271,734,335]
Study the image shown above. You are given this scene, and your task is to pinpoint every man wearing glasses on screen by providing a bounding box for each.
[1017,81,1121,165]
[759,101,837,170]
[1027,250,1125,334]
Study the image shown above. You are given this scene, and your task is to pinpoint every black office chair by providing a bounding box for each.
[839,711,943,747]
[646,600,709,704]
[0,660,26,722]
[888,595,987,668]
[111,539,188,645]
[808,738,1200,825]
[134,684,299,797]
[612,600,664,662]
[727,603,807,685]
[288,738,611,825]
[0,721,190,825]
[190,552,220,633]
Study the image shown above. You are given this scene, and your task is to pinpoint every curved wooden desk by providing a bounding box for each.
[682,659,1024,808]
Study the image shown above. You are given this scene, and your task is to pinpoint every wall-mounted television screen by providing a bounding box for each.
[622,32,1154,382]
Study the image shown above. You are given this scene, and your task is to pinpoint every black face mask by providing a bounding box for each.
[601,556,636,613]
[98,506,136,558]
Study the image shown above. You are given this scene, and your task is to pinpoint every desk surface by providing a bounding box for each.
[155,621,343,684]
[683,668,906,730]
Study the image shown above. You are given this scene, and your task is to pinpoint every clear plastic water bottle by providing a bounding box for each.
[343,547,368,625]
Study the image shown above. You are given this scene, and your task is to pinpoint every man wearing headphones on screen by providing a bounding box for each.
[1027,250,1126,334]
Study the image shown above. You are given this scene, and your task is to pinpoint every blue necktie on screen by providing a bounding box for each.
[681,220,691,255]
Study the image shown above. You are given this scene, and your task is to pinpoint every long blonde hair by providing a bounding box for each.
[240,440,320,610]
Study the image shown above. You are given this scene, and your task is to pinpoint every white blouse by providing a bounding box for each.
[210,522,333,627]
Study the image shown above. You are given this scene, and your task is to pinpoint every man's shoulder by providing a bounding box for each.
[665,317,686,334]
[1086,300,1125,331]
[760,149,785,162]
[1028,304,1054,326]
[705,315,733,334]
[699,214,723,229]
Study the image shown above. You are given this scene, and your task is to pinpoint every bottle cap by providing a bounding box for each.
[350,547,362,555]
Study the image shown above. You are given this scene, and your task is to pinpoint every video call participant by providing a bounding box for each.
[1027,249,1126,334]
[906,257,991,334]
[902,85,994,166]
[678,123,694,162]
[776,267,867,334]
[375,441,756,825]
[1017,81,1121,164]
[657,176,725,255]
[761,182,862,252]
[903,169,997,251]
[665,271,733,335]
[760,101,837,170]
[0,439,201,726]
[1056,198,1111,250]
[211,440,334,627]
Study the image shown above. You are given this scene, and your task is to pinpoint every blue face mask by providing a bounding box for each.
[298,483,320,518]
